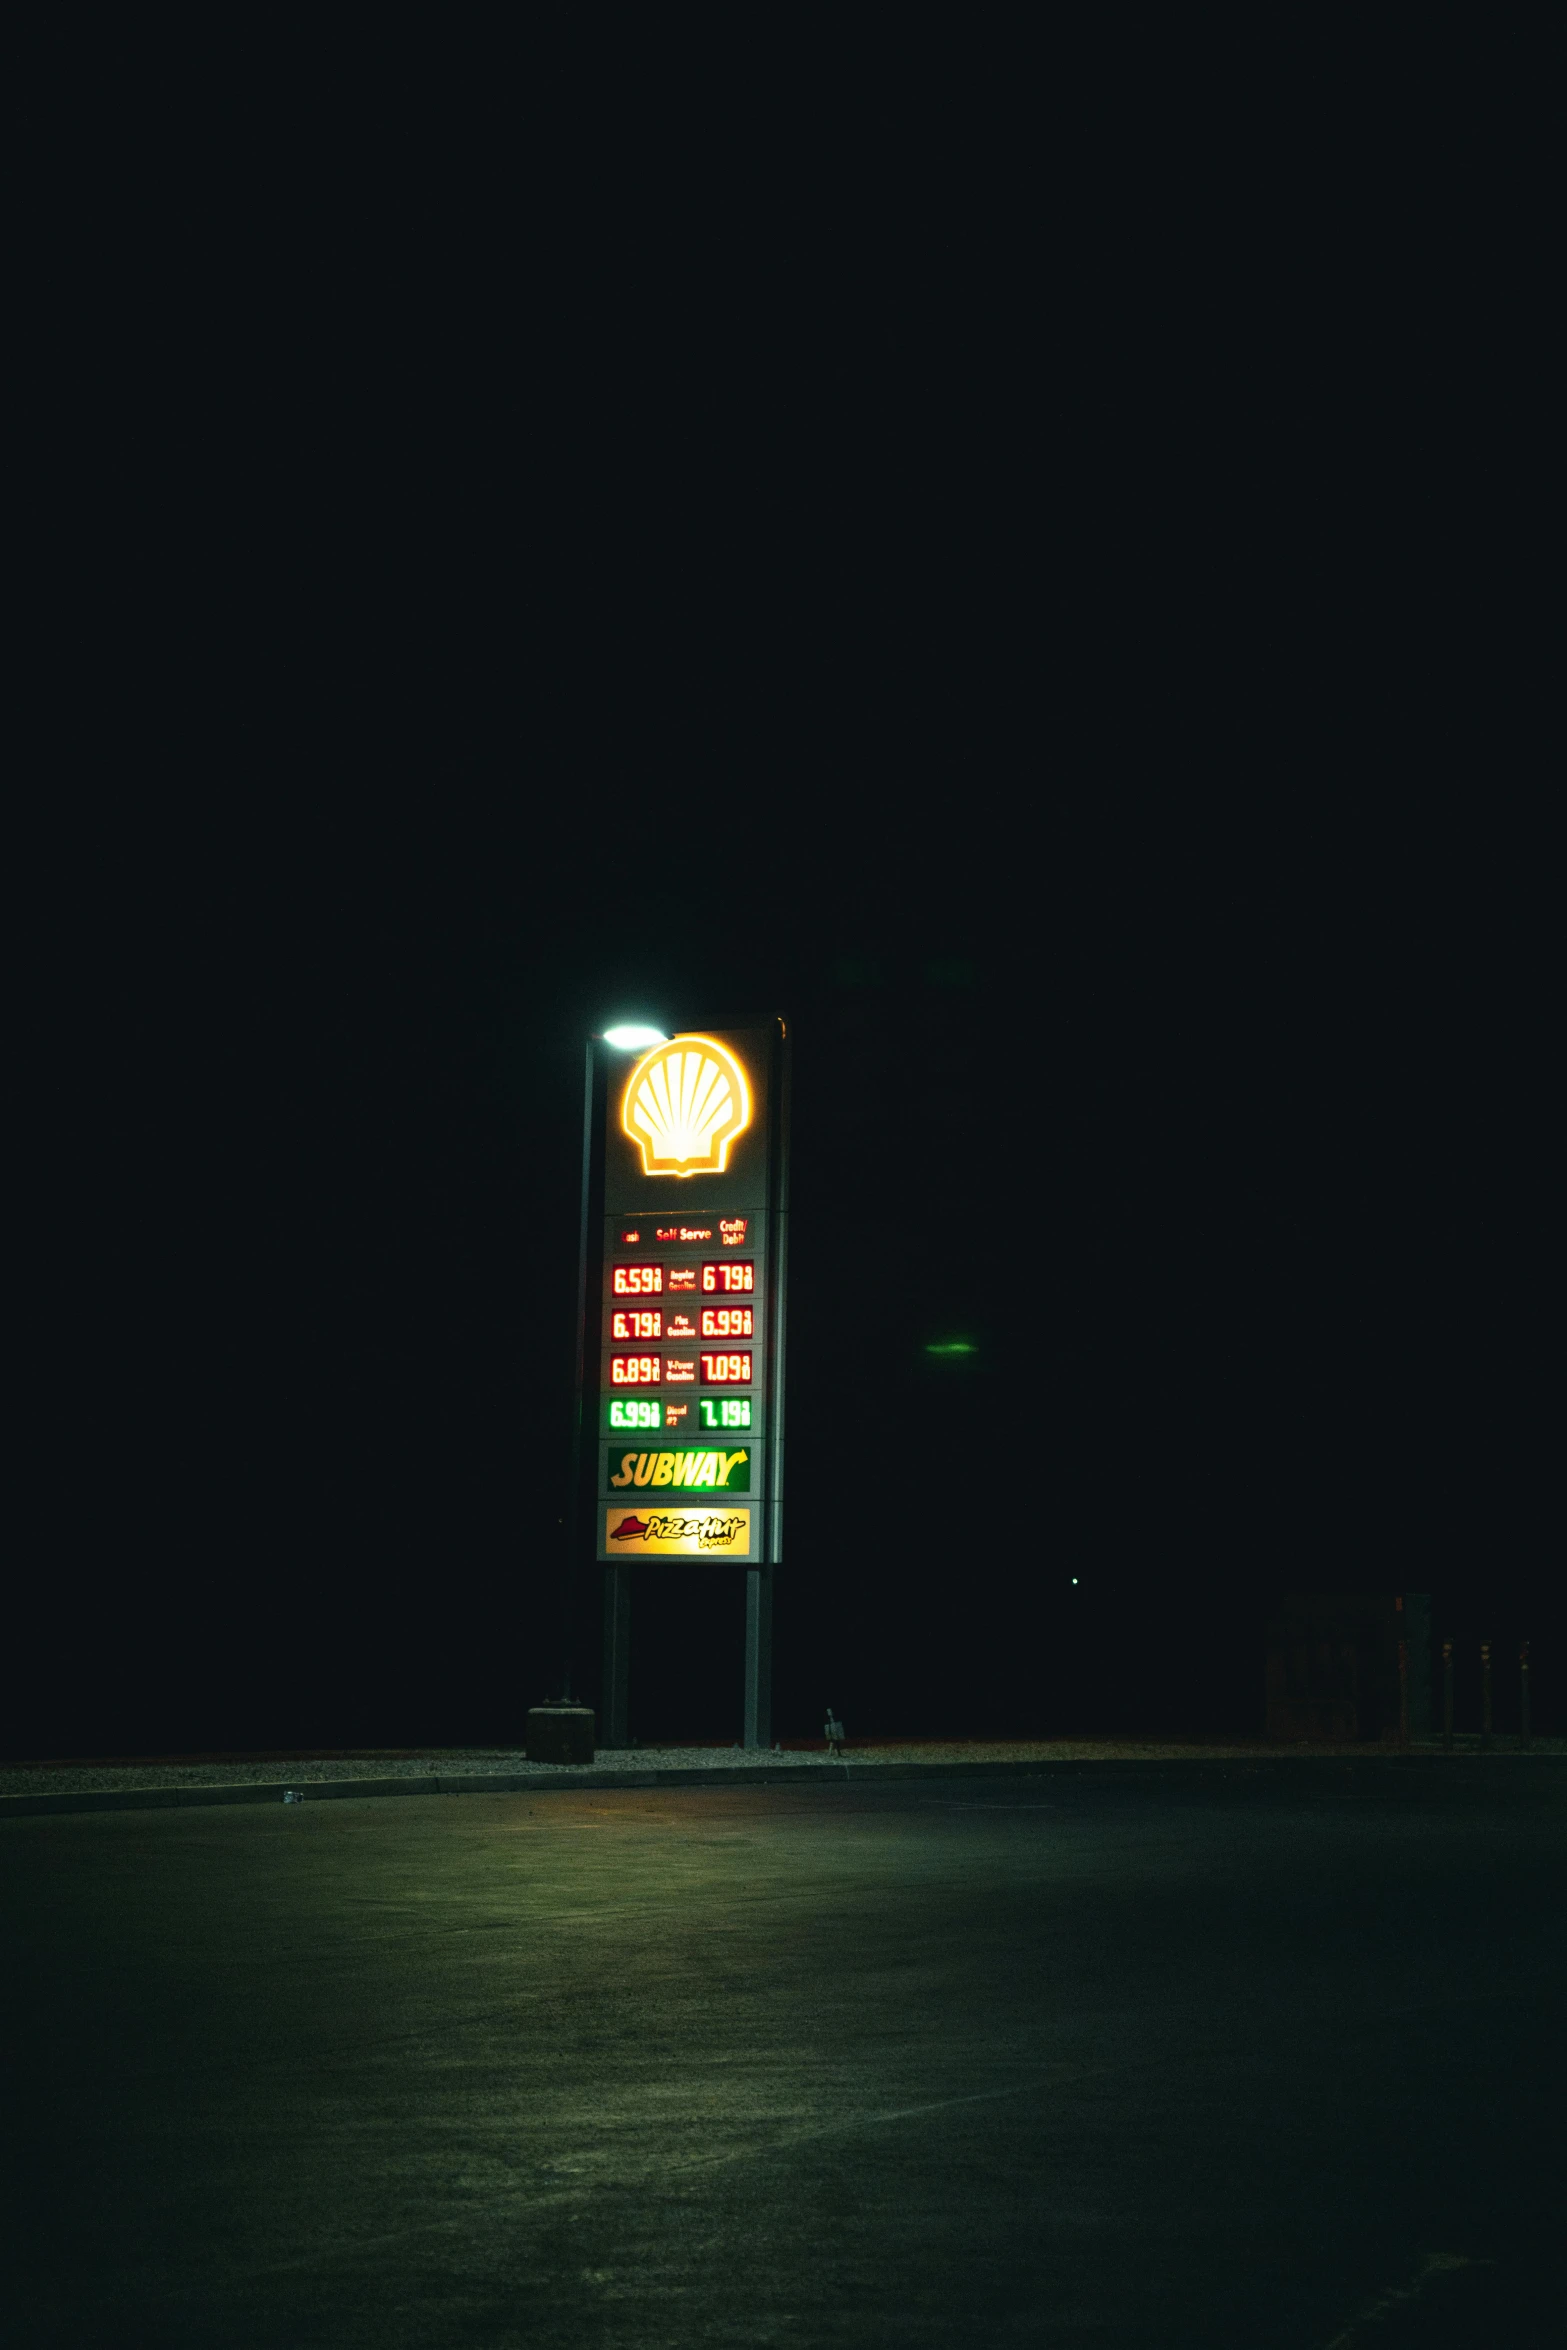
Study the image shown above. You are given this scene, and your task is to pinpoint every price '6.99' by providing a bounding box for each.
[700,1306,752,1338]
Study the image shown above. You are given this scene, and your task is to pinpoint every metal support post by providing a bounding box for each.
[744,1017,788,1754]
[744,1566,773,1749]
[558,1038,597,1705]
[1397,1633,1410,1751]
[601,1565,631,1748]
[1480,1641,1492,1749]
[1519,1640,1531,1751]
[1441,1639,1454,1753]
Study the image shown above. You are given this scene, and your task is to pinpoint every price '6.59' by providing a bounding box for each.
[612,1264,663,1294]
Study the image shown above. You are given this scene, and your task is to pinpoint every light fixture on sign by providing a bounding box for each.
[621,1034,752,1177]
[603,1024,668,1051]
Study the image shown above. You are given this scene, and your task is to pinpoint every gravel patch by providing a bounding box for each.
[3,1733,1559,1800]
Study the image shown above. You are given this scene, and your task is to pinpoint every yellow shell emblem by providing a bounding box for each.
[621,1034,752,1177]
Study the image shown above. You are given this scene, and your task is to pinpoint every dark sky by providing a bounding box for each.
[17,807,1551,1756]
[14,97,1553,1754]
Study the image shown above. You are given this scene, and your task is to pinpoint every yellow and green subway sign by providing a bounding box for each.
[606,1445,752,1493]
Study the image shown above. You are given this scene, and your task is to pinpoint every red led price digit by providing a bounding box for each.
[701,1261,754,1294]
[700,1307,754,1338]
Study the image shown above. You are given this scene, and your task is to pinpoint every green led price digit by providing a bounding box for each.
[698,1396,752,1429]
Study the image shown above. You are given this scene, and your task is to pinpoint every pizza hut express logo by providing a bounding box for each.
[611,1512,748,1550]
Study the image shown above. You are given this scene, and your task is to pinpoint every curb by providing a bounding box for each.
[2,1751,1562,1822]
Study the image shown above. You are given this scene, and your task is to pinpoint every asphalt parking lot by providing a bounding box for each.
[2,1765,1562,2347]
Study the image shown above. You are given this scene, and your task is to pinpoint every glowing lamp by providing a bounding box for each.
[603,1024,668,1051]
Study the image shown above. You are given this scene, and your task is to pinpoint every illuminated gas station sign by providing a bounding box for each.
[595,1028,787,1566]
[621,1035,751,1176]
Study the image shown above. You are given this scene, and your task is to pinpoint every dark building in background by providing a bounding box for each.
[1264,1594,1431,1743]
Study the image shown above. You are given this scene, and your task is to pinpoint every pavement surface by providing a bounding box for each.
[2,1764,1562,2347]
[5,1734,1558,1812]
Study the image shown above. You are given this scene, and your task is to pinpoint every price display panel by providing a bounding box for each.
[701,1260,754,1293]
[699,1395,752,1429]
[595,1024,785,1565]
[700,1306,753,1338]
[611,1308,662,1340]
[607,1396,663,1431]
[603,1393,743,1436]
[611,1263,664,1294]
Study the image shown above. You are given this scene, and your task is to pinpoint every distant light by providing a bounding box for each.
[924,1340,976,1356]
[1071,1577,1079,1585]
[603,1025,667,1050]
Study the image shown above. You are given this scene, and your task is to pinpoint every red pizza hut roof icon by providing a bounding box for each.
[611,1514,651,1540]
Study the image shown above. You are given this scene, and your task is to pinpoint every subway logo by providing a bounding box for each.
[608,1447,751,1492]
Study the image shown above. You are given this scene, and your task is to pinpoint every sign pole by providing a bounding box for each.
[560,1035,597,1705]
[744,1020,790,1748]
[744,1571,773,1749]
[601,1561,631,1747]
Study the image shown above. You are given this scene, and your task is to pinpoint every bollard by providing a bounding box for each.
[1480,1641,1492,1749]
[1396,1624,1410,1752]
[1442,1639,1454,1754]
[1520,1640,1531,1751]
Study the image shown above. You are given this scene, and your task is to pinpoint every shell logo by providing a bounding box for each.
[621,1034,752,1178]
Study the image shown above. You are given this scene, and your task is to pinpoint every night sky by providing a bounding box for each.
[16,809,1551,1758]
[14,110,1552,1758]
